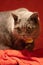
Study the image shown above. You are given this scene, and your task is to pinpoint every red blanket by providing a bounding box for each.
[0,49,43,65]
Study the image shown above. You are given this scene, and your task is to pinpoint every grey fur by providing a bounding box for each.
[0,8,40,50]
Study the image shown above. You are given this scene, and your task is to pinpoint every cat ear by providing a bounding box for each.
[30,12,38,19]
[12,13,18,24]
[30,12,39,24]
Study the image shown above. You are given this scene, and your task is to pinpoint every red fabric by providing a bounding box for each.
[0,49,43,65]
[0,0,43,65]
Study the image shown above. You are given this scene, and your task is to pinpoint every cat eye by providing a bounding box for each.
[17,27,21,33]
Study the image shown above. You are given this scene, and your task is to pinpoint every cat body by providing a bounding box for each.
[0,8,39,50]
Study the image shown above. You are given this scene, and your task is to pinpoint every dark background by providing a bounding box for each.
[0,0,43,49]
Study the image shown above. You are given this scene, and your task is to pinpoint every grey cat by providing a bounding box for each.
[0,8,40,50]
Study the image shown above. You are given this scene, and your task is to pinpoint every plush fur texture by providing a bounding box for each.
[0,8,40,50]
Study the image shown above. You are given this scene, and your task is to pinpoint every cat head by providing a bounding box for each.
[11,11,40,51]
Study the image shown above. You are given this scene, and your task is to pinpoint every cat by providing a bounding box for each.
[0,8,40,51]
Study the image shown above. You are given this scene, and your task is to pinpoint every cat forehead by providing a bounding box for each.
[17,12,33,20]
[13,9,34,20]
[12,8,39,25]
